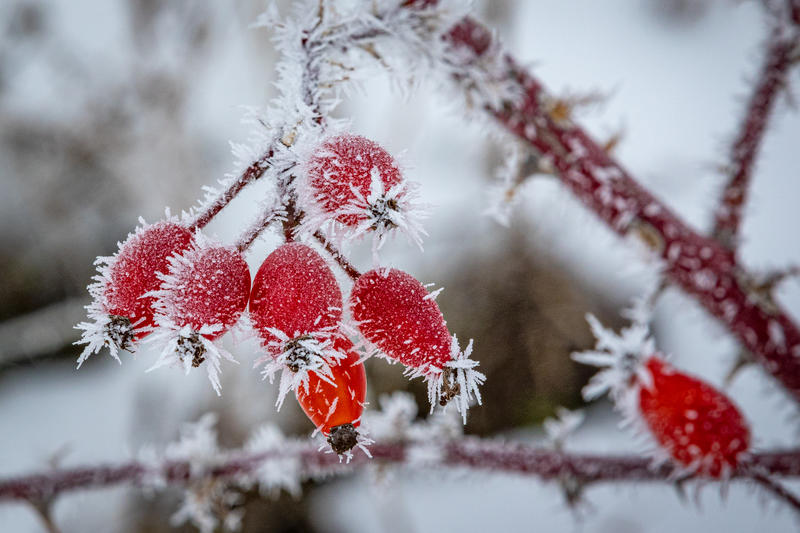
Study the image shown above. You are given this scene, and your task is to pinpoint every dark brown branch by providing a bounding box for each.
[749,472,800,513]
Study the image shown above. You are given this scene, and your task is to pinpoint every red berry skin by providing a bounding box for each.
[166,247,251,339]
[105,222,193,337]
[307,134,403,227]
[295,336,367,434]
[350,268,451,370]
[638,357,751,478]
[249,243,342,346]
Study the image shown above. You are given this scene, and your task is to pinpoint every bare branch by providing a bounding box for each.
[1,440,798,505]
[432,13,800,403]
[712,27,798,250]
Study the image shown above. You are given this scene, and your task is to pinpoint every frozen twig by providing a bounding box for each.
[313,230,361,281]
[1,443,798,504]
[0,438,800,502]
[748,471,800,514]
[712,23,799,250]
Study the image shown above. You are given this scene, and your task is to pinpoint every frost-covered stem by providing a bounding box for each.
[712,28,798,250]
[186,149,275,232]
[313,230,361,281]
[1,444,799,504]
[234,206,282,253]
[433,14,800,403]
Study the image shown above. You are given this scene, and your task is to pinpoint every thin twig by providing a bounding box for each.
[234,207,283,253]
[186,149,275,232]
[313,230,361,281]
[30,500,62,533]
[712,28,798,250]
[750,472,800,513]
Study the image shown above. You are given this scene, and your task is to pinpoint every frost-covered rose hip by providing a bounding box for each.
[250,243,345,406]
[574,314,751,478]
[300,133,425,249]
[638,357,750,477]
[75,219,193,367]
[157,245,251,337]
[250,242,342,345]
[350,268,484,422]
[295,335,367,455]
[147,240,251,395]
[308,134,402,227]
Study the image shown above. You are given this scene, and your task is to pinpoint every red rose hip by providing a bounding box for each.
[295,336,367,454]
[76,219,194,367]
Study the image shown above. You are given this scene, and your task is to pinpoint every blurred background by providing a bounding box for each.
[1,0,799,531]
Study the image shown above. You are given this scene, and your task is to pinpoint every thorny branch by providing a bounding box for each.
[432,12,800,402]
[1,441,798,504]
[712,21,800,250]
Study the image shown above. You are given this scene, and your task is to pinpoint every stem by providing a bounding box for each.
[435,14,800,403]
[1,442,798,504]
[234,206,282,253]
[187,149,275,232]
[313,231,361,281]
[712,28,797,250]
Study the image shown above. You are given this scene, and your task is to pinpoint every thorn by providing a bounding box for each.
[601,128,625,155]
[673,477,689,503]
[560,476,586,510]
[542,89,608,126]
[724,348,755,386]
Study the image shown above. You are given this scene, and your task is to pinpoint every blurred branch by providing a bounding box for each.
[750,471,800,513]
[0,440,798,504]
[427,11,800,403]
[712,22,799,250]
[0,299,85,368]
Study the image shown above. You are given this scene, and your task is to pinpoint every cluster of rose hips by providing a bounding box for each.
[76,130,752,474]
[76,133,482,455]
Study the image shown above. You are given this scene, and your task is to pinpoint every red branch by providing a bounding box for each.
[439,16,800,402]
[713,29,797,250]
[313,231,361,281]
[1,441,798,504]
[186,149,275,232]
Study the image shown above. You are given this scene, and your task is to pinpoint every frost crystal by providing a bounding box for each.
[543,407,585,449]
[254,327,345,410]
[423,336,485,424]
[572,312,656,406]
[242,425,302,498]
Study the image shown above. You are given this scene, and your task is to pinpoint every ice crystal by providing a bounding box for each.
[254,327,345,410]
[543,407,585,449]
[242,425,302,498]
